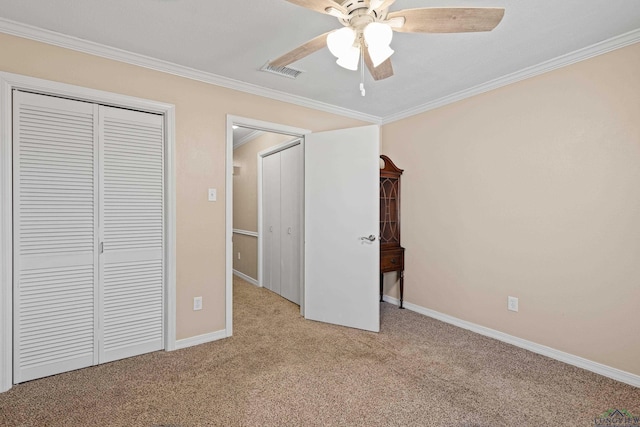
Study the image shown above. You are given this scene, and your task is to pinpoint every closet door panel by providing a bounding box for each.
[13,91,97,383]
[280,144,302,304]
[100,106,164,363]
[262,153,281,294]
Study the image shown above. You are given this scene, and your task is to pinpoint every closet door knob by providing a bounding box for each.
[287,227,292,235]
[269,226,273,232]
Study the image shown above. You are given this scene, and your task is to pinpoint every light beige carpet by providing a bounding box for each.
[0,276,638,426]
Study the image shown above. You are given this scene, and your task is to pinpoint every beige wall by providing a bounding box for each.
[0,33,368,340]
[232,132,294,280]
[232,234,258,280]
[381,43,640,376]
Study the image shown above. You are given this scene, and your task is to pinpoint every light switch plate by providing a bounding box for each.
[208,188,217,202]
[193,296,203,311]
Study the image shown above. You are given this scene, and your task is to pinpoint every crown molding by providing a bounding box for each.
[382,28,640,124]
[0,17,382,125]
[1,17,637,128]
[233,130,263,149]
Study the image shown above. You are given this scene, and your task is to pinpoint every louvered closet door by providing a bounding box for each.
[13,91,99,383]
[99,106,164,363]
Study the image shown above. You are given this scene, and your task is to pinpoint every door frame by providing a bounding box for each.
[225,115,309,335]
[258,138,304,309]
[0,72,177,393]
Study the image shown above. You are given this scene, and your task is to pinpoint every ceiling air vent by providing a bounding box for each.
[260,62,303,79]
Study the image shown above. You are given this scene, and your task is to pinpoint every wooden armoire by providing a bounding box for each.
[380,155,405,309]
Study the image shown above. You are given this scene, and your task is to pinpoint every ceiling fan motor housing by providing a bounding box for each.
[338,0,385,28]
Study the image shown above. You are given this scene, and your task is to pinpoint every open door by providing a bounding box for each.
[304,125,380,332]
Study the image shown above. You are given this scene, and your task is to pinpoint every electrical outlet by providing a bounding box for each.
[193,296,203,311]
[237,252,241,260]
[508,296,519,312]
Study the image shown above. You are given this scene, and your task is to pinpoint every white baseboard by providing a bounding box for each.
[174,330,227,350]
[233,269,259,287]
[382,295,640,388]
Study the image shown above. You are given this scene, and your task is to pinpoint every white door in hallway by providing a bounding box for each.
[262,150,282,296]
[279,143,302,305]
[304,125,380,332]
[261,142,302,305]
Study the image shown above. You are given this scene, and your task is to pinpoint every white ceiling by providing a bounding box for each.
[1,0,639,121]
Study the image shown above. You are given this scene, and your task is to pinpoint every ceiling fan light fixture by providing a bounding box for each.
[368,44,394,67]
[364,22,394,67]
[327,27,356,58]
[364,22,393,48]
[336,45,361,71]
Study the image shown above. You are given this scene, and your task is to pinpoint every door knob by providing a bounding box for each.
[360,235,376,242]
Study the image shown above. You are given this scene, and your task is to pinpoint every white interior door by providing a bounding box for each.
[304,125,380,332]
[99,106,164,363]
[13,91,98,383]
[280,143,302,304]
[262,152,281,294]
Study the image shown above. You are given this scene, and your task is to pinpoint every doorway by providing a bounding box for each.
[225,116,309,335]
[231,124,304,309]
[225,116,381,337]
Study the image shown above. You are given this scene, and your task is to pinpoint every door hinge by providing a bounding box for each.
[99,242,104,254]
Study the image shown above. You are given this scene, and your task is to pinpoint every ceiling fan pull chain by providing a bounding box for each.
[360,45,366,97]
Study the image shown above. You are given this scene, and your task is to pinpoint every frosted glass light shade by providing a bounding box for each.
[364,22,393,48]
[364,22,394,67]
[336,45,360,71]
[327,27,357,58]
[368,44,394,67]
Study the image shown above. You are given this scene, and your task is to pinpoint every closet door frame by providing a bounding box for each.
[0,72,177,393]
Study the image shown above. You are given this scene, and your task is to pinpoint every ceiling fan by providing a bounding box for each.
[269,0,505,95]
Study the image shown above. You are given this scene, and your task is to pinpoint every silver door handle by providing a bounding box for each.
[360,235,376,242]
[269,226,273,232]
[287,227,292,235]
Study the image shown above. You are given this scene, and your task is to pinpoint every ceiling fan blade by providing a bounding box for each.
[270,32,331,68]
[284,0,346,16]
[388,8,505,33]
[363,48,394,81]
